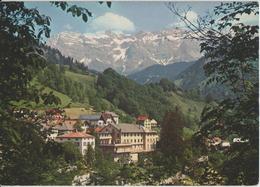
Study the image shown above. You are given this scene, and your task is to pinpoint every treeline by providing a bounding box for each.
[38,64,94,104]
[44,46,89,75]
[38,64,194,123]
[37,64,134,122]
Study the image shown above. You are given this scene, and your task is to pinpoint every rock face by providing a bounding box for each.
[47,29,201,75]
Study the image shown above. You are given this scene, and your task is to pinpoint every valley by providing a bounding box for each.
[1,1,258,185]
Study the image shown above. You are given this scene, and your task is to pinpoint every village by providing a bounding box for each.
[35,108,160,163]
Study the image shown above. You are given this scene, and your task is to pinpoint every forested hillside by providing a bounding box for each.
[34,58,204,126]
[97,68,204,123]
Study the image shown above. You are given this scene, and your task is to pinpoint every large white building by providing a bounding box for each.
[56,132,95,155]
[98,123,159,162]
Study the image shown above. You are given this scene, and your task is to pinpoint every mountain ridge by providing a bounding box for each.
[47,28,201,75]
[127,61,196,84]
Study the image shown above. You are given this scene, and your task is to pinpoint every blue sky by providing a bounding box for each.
[26,2,258,36]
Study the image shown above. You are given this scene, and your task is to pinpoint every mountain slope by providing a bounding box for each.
[24,46,205,125]
[174,58,232,99]
[174,58,206,90]
[127,61,196,84]
[47,29,201,74]
[96,68,204,123]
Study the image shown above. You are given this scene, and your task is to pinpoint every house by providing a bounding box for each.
[104,111,119,124]
[79,111,118,128]
[86,127,103,134]
[150,119,158,127]
[136,115,158,129]
[97,123,159,162]
[52,122,75,135]
[45,108,64,120]
[56,132,95,155]
[206,137,231,150]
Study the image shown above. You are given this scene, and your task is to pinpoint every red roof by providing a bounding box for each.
[136,115,149,121]
[86,127,103,134]
[57,132,94,139]
[94,127,102,132]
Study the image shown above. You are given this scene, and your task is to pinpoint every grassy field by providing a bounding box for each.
[169,92,205,120]
[65,71,96,84]
[64,107,95,119]
[43,86,72,107]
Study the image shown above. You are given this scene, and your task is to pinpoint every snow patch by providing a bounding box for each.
[113,47,127,61]
[122,64,126,73]
[80,57,92,64]
[150,56,174,66]
[138,60,143,65]
[64,42,75,46]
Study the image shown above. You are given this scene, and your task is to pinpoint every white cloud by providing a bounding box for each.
[169,10,258,29]
[64,24,73,31]
[89,12,135,33]
[168,11,199,29]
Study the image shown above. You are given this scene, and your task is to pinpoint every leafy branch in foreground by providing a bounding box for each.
[167,2,259,185]
[0,2,110,184]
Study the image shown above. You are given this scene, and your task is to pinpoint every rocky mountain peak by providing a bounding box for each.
[47,29,201,75]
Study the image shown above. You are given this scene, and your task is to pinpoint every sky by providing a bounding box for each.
[26,1,258,37]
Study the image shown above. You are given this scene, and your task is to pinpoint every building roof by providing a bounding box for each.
[94,127,103,132]
[136,115,149,121]
[53,123,75,131]
[63,120,77,126]
[79,114,101,121]
[112,123,145,133]
[150,119,157,124]
[104,111,118,117]
[57,132,94,139]
[46,108,64,115]
[100,112,116,124]
[86,127,103,133]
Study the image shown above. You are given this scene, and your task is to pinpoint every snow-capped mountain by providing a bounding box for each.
[47,28,201,75]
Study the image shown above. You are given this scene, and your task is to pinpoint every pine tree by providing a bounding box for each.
[85,144,95,168]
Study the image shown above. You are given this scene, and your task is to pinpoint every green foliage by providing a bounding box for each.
[38,64,93,104]
[84,144,95,167]
[90,153,121,185]
[170,1,259,185]
[158,78,177,92]
[73,120,84,132]
[184,160,226,185]
[0,2,102,185]
[0,2,51,107]
[159,107,186,157]
[51,2,92,22]
[96,68,202,122]
[44,46,89,74]
[62,142,83,163]
[0,110,80,185]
